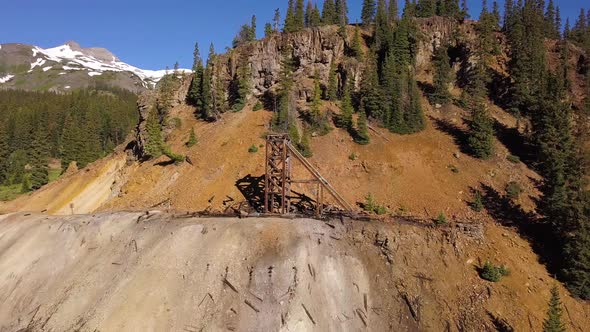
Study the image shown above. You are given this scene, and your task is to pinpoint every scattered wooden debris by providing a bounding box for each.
[402,293,420,322]
[307,263,316,280]
[111,262,122,266]
[223,278,239,294]
[301,303,316,325]
[413,273,434,282]
[248,289,263,302]
[356,308,367,327]
[368,124,391,142]
[198,293,214,307]
[244,299,260,313]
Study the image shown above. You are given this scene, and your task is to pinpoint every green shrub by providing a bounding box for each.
[162,146,185,164]
[435,212,448,225]
[480,261,510,282]
[253,101,263,112]
[171,117,182,129]
[506,181,523,200]
[187,128,197,147]
[507,155,521,164]
[471,190,484,212]
[349,152,358,161]
[248,145,259,153]
[364,193,388,215]
[20,175,32,193]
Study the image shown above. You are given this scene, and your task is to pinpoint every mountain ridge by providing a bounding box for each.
[0,41,190,93]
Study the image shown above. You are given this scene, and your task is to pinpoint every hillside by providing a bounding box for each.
[0,41,190,93]
[1,212,589,331]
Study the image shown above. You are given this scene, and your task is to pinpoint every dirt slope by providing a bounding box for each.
[0,212,588,331]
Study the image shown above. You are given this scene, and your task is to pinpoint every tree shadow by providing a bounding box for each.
[235,174,265,212]
[430,116,471,155]
[155,159,176,167]
[480,184,560,274]
[493,121,536,169]
[235,174,321,214]
[486,69,512,110]
[417,81,435,97]
[487,312,514,332]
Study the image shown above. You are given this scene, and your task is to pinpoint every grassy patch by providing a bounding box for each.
[48,169,62,182]
[479,261,511,282]
[0,184,23,201]
[248,145,259,153]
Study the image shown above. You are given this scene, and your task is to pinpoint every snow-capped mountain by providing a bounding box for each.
[0,41,190,92]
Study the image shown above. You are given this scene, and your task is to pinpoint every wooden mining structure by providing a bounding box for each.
[264,134,353,216]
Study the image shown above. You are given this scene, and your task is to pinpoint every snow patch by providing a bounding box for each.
[64,86,71,89]
[43,66,52,72]
[62,65,83,71]
[88,72,102,77]
[59,72,66,75]
[0,74,15,83]
[30,58,47,70]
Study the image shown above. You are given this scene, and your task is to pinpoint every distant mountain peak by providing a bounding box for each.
[0,41,191,92]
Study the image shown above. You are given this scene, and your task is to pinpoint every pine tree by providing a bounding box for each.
[187,128,197,147]
[250,15,257,40]
[431,43,452,105]
[305,0,313,27]
[351,27,364,60]
[322,0,337,25]
[338,80,354,130]
[542,286,566,332]
[544,0,558,39]
[60,114,83,168]
[295,0,305,30]
[389,0,399,22]
[563,18,571,40]
[503,0,514,31]
[0,124,9,184]
[285,0,296,32]
[309,3,322,27]
[327,61,339,101]
[572,8,587,45]
[491,1,500,29]
[297,129,313,157]
[265,23,273,37]
[359,52,384,120]
[335,0,348,25]
[311,70,322,122]
[467,100,495,159]
[416,0,436,18]
[375,0,391,51]
[361,0,376,25]
[21,174,31,193]
[405,70,426,133]
[354,106,370,145]
[188,42,204,107]
[460,0,469,19]
[29,123,50,190]
[144,110,164,158]
[274,8,281,32]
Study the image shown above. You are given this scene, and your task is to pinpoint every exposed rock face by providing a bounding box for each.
[212,25,362,102]
[135,74,193,158]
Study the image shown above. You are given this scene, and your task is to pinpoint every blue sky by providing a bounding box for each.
[0,1,585,70]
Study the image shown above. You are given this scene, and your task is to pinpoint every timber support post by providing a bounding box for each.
[263,134,352,215]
